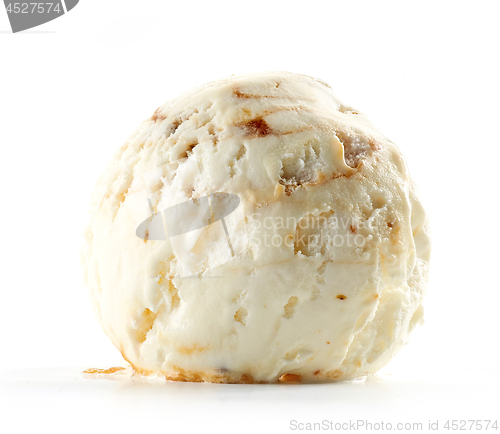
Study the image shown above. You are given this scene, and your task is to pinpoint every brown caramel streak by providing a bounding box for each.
[234,89,280,99]
[83,366,126,375]
[279,373,303,383]
[120,351,257,384]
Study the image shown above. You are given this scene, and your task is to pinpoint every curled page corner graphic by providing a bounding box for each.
[4,0,80,33]
[64,0,78,12]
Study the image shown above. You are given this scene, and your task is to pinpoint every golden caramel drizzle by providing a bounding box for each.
[83,366,126,375]
[279,373,302,382]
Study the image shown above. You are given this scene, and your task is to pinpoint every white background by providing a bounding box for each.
[0,1,499,433]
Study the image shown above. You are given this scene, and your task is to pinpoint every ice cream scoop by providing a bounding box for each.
[82,71,431,383]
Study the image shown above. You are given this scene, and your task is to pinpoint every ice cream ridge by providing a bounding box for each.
[82,71,431,383]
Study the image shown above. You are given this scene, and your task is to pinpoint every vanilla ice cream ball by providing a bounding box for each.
[82,71,430,383]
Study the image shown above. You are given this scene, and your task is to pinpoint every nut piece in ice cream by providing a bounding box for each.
[82,72,431,383]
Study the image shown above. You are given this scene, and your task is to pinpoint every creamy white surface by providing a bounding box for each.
[82,72,430,382]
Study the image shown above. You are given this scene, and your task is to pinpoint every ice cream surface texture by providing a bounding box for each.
[82,72,431,383]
